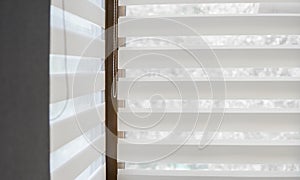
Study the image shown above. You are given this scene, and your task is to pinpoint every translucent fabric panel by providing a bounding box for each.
[51,124,103,171]
[51,5,103,38]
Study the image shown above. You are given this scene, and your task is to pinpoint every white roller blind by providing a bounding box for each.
[49,0,106,179]
[117,1,300,180]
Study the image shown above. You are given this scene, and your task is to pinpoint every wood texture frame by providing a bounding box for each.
[105,0,119,180]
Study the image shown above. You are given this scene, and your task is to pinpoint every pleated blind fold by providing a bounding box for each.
[50,0,106,179]
[117,1,300,179]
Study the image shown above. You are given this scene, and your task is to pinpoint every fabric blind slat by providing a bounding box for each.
[52,0,105,27]
[118,170,300,180]
[50,104,105,152]
[120,0,300,5]
[118,112,300,132]
[119,47,300,68]
[50,28,104,58]
[51,136,105,180]
[50,73,104,103]
[119,15,300,37]
[118,141,300,163]
[118,79,300,99]
[89,165,106,180]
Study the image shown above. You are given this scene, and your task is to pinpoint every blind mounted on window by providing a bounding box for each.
[50,0,106,179]
[117,0,300,179]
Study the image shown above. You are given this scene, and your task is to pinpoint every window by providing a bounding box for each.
[49,0,106,179]
[117,1,300,179]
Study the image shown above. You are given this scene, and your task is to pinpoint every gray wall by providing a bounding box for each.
[0,0,50,179]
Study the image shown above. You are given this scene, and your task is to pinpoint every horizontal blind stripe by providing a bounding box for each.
[50,28,105,58]
[119,15,300,37]
[120,108,300,113]
[118,79,300,99]
[118,170,300,180]
[119,139,300,146]
[89,165,106,180]
[50,73,104,103]
[119,47,300,68]
[118,112,300,132]
[120,0,300,5]
[50,104,105,152]
[118,142,300,163]
[259,3,300,13]
[51,0,105,27]
[51,136,105,180]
